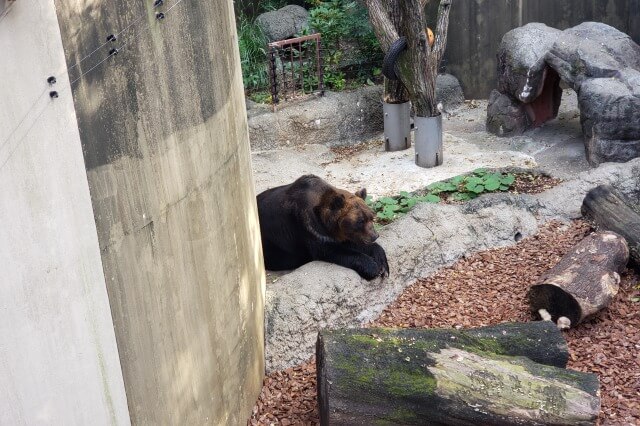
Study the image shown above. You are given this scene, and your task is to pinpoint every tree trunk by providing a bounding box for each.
[380,1,409,104]
[317,323,600,426]
[581,184,640,266]
[365,0,452,116]
[528,231,629,328]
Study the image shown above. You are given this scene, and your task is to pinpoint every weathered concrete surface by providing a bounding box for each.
[248,74,464,151]
[252,136,534,198]
[55,0,265,424]
[253,90,590,199]
[264,158,640,372]
[0,0,129,424]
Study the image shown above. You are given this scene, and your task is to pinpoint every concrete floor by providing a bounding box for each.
[252,90,590,198]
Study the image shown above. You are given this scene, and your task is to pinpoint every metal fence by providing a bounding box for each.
[268,33,324,108]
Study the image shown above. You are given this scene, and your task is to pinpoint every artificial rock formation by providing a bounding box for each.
[487,22,640,166]
[256,5,309,42]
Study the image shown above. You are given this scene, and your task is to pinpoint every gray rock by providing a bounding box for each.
[264,158,640,372]
[247,75,464,150]
[545,22,640,91]
[497,23,562,103]
[436,73,465,110]
[486,89,530,136]
[578,69,640,166]
[255,5,309,42]
[248,85,384,151]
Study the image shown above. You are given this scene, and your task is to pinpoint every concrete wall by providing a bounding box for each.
[55,0,265,424]
[0,1,130,424]
[426,0,640,99]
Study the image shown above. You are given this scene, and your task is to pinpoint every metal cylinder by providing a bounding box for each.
[414,114,443,168]
[383,101,411,151]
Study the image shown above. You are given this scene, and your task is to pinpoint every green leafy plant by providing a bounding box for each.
[366,192,440,224]
[248,91,272,104]
[366,169,518,224]
[307,0,382,90]
[427,168,515,201]
[237,14,269,91]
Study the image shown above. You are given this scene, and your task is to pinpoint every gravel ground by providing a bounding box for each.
[250,220,640,425]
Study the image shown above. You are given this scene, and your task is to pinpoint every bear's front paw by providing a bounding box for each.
[371,244,389,277]
[359,257,383,280]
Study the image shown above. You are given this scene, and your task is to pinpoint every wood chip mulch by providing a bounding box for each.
[511,172,563,194]
[250,220,640,425]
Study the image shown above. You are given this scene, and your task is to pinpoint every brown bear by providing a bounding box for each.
[256,174,389,280]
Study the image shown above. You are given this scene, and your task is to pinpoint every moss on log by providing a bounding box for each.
[317,323,599,425]
[528,231,629,327]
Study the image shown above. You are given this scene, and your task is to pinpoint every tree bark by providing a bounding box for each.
[366,0,452,115]
[581,184,640,266]
[528,231,629,328]
[317,323,600,426]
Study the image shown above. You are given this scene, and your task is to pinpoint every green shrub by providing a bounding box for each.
[307,0,381,89]
[237,14,269,91]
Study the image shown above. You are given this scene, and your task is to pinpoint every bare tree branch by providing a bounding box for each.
[433,0,452,64]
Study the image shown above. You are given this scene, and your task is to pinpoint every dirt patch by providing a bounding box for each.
[329,138,384,162]
[250,220,640,425]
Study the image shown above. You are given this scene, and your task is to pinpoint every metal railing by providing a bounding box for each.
[268,33,324,108]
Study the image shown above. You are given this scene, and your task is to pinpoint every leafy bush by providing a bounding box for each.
[307,0,381,89]
[237,14,269,91]
[366,169,517,224]
[236,0,382,97]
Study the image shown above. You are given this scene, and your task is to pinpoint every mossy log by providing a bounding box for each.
[316,323,600,425]
[581,184,640,267]
[528,231,629,328]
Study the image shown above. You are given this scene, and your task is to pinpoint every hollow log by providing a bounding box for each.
[317,323,600,425]
[581,184,640,266]
[528,231,629,328]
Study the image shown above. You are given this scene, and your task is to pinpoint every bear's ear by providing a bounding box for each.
[355,188,367,200]
[328,193,346,211]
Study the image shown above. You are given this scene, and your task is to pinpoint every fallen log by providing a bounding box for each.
[528,231,629,328]
[317,323,600,425]
[581,184,640,266]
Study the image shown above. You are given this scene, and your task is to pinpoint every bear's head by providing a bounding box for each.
[317,187,378,245]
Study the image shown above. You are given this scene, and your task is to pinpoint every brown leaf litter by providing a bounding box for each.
[250,220,640,425]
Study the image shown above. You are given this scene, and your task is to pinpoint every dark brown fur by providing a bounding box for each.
[257,175,389,280]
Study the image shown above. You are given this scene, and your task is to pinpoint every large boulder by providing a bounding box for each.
[488,23,563,136]
[497,23,562,103]
[546,22,640,165]
[486,89,531,136]
[545,22,640,91]
[488,21,640,165]
[579,69,640,166]
[255,5,309,42]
